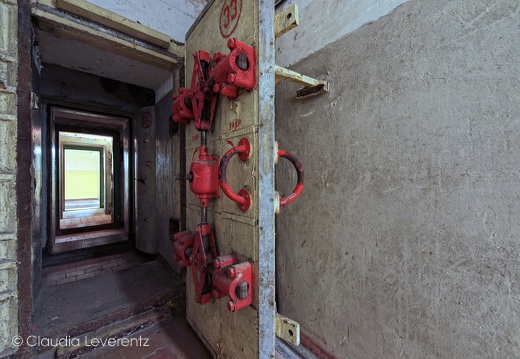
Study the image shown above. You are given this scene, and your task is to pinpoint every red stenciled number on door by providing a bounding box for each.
[219,0,242,38]
[228,119,242,132]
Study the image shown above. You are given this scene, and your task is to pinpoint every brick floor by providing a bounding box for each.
[60,213,113,229]
[79,317,212,359]
[42,252,151,287]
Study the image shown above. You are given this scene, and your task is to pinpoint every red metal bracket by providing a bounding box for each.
[172,231,195,267]
[276,144,305,211]
[212,255,254,312]
[219,138,251,212]
[187,146,220,207]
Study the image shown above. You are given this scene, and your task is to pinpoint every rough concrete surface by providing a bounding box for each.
[275,0,409,67]
[275,0,520,358]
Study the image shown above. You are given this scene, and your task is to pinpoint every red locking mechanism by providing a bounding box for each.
[210,38,256,99]
[190,224,218,304]
[172,231,195,267]
[275,143,305,213]
[171,38,256,132]
[212,255,254,312]
[187,146,220,207]
[219,138,251,212]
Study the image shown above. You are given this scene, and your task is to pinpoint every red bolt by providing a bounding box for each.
[227,38,236,50]
[227,266,236,278]
[228,74,236,84]
[213,84,220,93]
[227,300,236,312]
[189,255,194,263]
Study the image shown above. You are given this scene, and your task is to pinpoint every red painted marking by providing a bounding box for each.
[300,332,338,359]
[192,134,200,143]
[228,118,242,132]
[219,0,242,38]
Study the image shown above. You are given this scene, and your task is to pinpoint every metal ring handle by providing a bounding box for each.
[219,138,251,212]
[277,148,305,208]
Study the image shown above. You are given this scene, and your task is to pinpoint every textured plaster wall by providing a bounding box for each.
[275,0,409,67]
[0,0,18,355]
[275,0,520,357]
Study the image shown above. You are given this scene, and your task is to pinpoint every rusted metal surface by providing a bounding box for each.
[274,65,329,100]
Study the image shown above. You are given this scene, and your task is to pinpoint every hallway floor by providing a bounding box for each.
[35,251,211,358]
[78,316,212,359]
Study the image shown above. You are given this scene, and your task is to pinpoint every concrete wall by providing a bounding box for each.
[275,0,520,357]
[275,0,409,67]
[86,0,208,42]
[0,0,18,356]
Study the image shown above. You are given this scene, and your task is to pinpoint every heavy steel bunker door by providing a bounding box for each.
[182,1,276,358]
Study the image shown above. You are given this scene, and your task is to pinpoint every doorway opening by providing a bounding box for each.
[50,108,131,254]
[59,132,114,230]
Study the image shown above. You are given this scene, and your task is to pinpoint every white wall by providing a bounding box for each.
[87,0,208,42]
[276,0,409,67]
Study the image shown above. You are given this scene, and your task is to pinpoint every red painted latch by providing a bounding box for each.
[275,142,305,213]
[219,138,252,212]
[212,255,254,312]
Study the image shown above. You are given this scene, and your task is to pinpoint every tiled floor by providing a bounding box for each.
[42,251,149,287]
[79,316,212,359]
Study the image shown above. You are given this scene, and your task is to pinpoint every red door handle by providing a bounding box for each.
[276,144,304,212]
[219,138,252,212]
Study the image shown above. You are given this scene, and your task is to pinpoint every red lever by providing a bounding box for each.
[276,146,305,210]
[218,138,251,212]
[189,224,218,304]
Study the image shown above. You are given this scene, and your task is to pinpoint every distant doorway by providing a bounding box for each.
[49,108,131,253]
[59,133,114,230]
